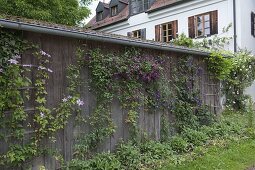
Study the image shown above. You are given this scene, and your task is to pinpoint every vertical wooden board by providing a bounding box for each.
[30,157,45,170]
[42,34,61,169]
[138,100,145,140]
[143,109,149,138]
[77,65,91,139]
[151,111,156,139]
[110,98,123,151]
[63,37,81,162]
[147,110,155,139]
[154,110,161,140]
[122,109,130,142]
[199,58,204,101]
[97,121,111,153]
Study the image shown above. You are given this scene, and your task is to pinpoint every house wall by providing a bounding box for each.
[236,0,255,100]
[98,0,255,55]
[99,0,235,50]
[236,0,255,54]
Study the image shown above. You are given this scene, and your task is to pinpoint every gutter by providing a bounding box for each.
[0,18,210,56]
[233,0,237,52]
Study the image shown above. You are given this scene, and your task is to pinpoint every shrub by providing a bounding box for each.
[195,106,216,126]
[181,128,208,147]
[170,136,189,153]
[68,152,121,170]
[140,140,173,160]
[115,142,142,170]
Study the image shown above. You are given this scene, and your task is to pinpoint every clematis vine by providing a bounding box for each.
[76,99,84,106]
[8,59,19,65]
[40,50,51,58]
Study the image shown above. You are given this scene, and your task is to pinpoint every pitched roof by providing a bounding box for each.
[147,0,179,12]
[119,0,129,4]
[87,5,129,29]
[102,2,109,8]
[147,0,192,13]
[88,0,191,30]
[0,15,209,56]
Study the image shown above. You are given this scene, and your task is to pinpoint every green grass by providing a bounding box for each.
[162,139,255,170]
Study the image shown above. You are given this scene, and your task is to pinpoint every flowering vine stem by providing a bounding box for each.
[0,30,85,167]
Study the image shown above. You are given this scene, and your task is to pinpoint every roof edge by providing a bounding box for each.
[0,18,210,56]
[92,17,128,30]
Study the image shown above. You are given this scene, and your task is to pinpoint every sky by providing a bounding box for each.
[85,0,110,23]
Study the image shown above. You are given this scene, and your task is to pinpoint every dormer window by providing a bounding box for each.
[97,11,103,21]
[111,5,118,16]
[96,2,109,22]
[131,0,149,15]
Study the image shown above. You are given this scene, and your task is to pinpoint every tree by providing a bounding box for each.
[0,0,92,26]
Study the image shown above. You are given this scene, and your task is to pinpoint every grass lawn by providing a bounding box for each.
[162,139,255,170]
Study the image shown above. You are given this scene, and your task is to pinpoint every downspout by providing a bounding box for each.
[233,0,237,52]
[0,19,210,56]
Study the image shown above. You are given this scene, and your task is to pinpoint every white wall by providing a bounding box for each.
[236,0,255,54]
[98,0,255,54]
[99,0,235,49]
[236,0,255,100]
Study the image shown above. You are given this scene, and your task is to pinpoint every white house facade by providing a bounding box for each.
[88,0,255,100]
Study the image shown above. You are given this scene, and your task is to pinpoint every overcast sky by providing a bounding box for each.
[85,0,110,23]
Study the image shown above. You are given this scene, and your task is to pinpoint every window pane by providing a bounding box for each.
[197,29,203,36]
[168,30,172,35]
[205,21,210,28]
[197,22,202,30]
[168,23,172,29]
[163,31,167,36]
[204,14,210,21]
[162,25,166,31]
[197,16,202,22]
[205,28,210,35]
[163,37,167,42]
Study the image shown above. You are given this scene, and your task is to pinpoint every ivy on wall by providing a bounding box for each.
[0,29,84,167]
[172,32,255,112]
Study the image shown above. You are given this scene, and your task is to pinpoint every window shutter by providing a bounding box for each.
[127,32,132,37]
[155,25,161,41]
[141,28,146,40]
[251,12,255,36]
[210,10,218,35]
[173,20,178,38]
[188,16,195,38]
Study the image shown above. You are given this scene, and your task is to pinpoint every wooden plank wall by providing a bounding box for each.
[1,31,221,170]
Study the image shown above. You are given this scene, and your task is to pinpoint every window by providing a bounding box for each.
[252,12,255,37]
[188,10,218,38]
[127,28,146,40]
[131,0,149,15]
[155,21,178,42]
[195,14,210,37]
[132,30,141,38]
[97,11,103,21]
[111,5,118,16]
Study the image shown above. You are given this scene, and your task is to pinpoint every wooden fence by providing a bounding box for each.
[0,30,221,170]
